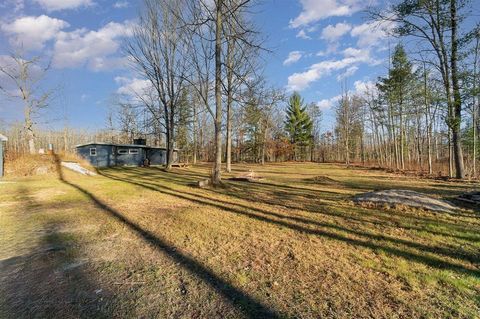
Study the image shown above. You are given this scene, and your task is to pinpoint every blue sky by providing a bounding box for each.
[0,0,461,131]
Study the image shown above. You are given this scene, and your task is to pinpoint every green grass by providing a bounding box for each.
[0,162,479,318]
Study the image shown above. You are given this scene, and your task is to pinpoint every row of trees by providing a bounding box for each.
[119,0,478,180]
[1,0,478,180]
[121,0,267,184]
[329,0,479,178]
[119,0,318,182]
[331,41,479,177]
[372,0,478,178]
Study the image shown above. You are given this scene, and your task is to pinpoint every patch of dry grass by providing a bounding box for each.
[1,162,479,318]
[4,152,95,178]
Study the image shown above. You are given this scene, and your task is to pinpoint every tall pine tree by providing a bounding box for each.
[377,44,414,170]
[285,92,313,160]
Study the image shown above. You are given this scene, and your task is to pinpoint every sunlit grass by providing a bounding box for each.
[1,162,479,318]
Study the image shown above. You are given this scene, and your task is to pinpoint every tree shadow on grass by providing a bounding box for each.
[117,168,480,243]
[54,156,281,319]
[341,178,472,197]
[213,180,480,239]
[0,185,112,319]
[151,166,478,221]
[97,169,480,278]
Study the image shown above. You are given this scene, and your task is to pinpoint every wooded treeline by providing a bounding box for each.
[330,0,480,178]
[1,0,479,180]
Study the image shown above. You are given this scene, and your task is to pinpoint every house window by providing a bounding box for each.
[90,148,97,156]
[129,149,139,154]
[118,149,128,155]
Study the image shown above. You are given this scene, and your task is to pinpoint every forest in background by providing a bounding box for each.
[1,0,479,180]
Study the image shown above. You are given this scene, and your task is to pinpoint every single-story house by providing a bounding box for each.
[76,141,178,168]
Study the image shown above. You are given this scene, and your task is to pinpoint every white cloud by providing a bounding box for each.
[317,95,341,110]
[353,80,376,96]
[321,22,351,42]
[287,47,373,91]
[115,76,152,98]
[33,0,93,11]
[113,0,129,8]
[0,55,43,96]
[2,16,134,71]
[283,51,303,66]
[318,23,353,56]
[290,0,363,28]
[53,21,134,71]
[351,20,394,48]
[296,29,311,40]
[343,47,369,60]
[315,80,375,111]
[1,15,69,50]
[337,66,358,81]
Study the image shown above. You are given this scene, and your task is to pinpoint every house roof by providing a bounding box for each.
[75,142,177,150]
[0,134,7,142]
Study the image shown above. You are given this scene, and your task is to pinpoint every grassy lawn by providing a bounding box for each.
[1,162,479,318]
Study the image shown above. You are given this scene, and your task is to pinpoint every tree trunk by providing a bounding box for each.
[450,0,465,178]
[225,37,233,173]
[473,37,478,177]
[63,126,68,153]
[212,0,223,185]
[448,129,453,177]
[399,102,405,170]
[473,104,476,177]
[165,125,172,170]
[423,64,433,175]
[165,106,175,171]
[389,103,398,169]
[24,106,36,155]
[193,101,198,165]
[261,125,267,165]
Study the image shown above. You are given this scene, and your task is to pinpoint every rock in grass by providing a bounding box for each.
[353,189,458,213]
[197,179,211,188]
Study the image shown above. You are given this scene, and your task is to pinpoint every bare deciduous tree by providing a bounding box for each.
[125,0,189,170]
[0,53,52,154]
[373,0,467,178]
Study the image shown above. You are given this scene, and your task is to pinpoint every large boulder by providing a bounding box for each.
[353,189,458,213]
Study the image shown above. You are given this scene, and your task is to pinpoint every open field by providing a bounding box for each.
[1,162,479,318]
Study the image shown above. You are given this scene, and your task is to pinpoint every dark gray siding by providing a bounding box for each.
[116,147,145,166]
[76,143,177,168]
[77,144,116,168]
[147,148,166,165]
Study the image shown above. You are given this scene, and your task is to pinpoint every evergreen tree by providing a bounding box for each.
[377,44,414,170]
[285,92,313,160]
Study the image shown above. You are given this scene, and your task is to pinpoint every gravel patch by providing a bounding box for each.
[353,189,458,213]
